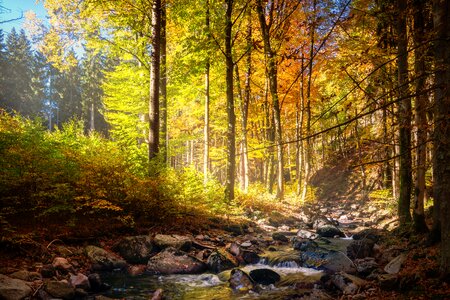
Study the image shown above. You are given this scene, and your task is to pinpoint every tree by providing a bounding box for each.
[396,0,412,226]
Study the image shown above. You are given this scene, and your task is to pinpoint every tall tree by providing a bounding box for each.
[396,0,412,226]
[432,0,450,275]
[160,0,168,163]
[149,0,162,161]
[204,0,211,184]
[256,0,286,199]
[224,0,236,202]
[412,0,429,233]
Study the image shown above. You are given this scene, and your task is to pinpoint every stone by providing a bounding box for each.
[240,241,252,248]
[229,243,241,257]
[128,265,146,276]
[88,273,110,292]
[9,270,41,281]
[384,253,407,274]
[331,273,358,295]
[52,257,73,272]
[272,232,289,243]
[85,245,127,271]
[347,238,375,259]
[354,258,379,276]
[228,269,254,292]
[378,274,398,290]
[113,235,154,264]
[249,268,280,285]
[296,229,318,239]
[0,274,32,300]
[45,281,75,299]
[153,234,192,251]
[316,225,345,238]
[207,249,239,273]
[147,247,206,274]
[352,229,381,243]
[322,251,356,274]
[69,273,90,290]
[292,237,318,251]
[242,250,260,264]
[40,264,56,278]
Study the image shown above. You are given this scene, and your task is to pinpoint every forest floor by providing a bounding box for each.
[1,158,450,299]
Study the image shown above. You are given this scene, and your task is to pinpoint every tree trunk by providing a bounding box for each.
[412,0,428,233]
[149,0,161,162]
[204,0,210,184]
[396,0,412,226]
[256,0,284,199]
[224,0,236,202]
[160,0,168,164]
[432,0,450,275]
[302,1,316,203]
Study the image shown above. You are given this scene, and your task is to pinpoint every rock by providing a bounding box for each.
[292,237,318,251]
[153,234,192,251]
[352,229,381,243]
[346,238,375,259]
[9,270,41,281]
[147,247,206,274]
[113,235,154,264]
[40,264,56,278]
[0,274,32,300]
[69,273,90,290]
[45,281,75,299]
[384,253,407,274]
[85,245,127,271]
[151,288,163,300]
[378,274,398,290]
[52,257,73,272]
[229,269,254,292]
[249,268,280,285]
[317,225,345,238]
[312,217,335,229]
[297,229,318,239]
[207,249,239,273]
[242,250,260,264]
[128,265,146,276]
[272,232,289,243]
[240,241,252,248]
[354,258,379,276]
[88,273,110,292]
[322,251,356,274]
[229,243,241,257]
[331,273,358,295]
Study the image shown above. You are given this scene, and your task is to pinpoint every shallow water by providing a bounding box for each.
[101,249,323,300]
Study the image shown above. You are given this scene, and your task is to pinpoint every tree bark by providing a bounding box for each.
[256,0,284,199]
[204,0,210,185]
[396,0,412,226]
[432,0,450,275]
[149,0,161,162]
[160,0,168,164]
[412,0,429,233]
[224,0,236,202]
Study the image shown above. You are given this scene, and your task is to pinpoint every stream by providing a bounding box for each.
[100,247,326,300]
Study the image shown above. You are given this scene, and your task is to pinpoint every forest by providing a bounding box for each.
[0,0,449,299]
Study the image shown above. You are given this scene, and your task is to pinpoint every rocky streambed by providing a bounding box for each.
[0,209,408,300]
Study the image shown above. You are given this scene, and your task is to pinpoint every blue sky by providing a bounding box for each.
[0,0,47,34]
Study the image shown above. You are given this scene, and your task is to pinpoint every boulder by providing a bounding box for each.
[354,258,379,276]
[296,229,318,239]
[292,237,318,251]
[0,274,32,300]
[113,235,154,264]
[249,268,281,285]
[52,257,73,273]
[384,253,407,274]
[88,273,110,292]
[272,232,289,243]
[322,251,356,274]
[147,247,206,274]
[207,249,239,273]
[352,229,381,243]
[316,225,345,238]
[69,273,90,290]
[346,238,375,259]
[242,250,260,264]
[9,270,41,281]
[153,234,192,251]
[331,272,368,295]
[229,269,254,292]
[45,281,75,300]
[85,245,127,271]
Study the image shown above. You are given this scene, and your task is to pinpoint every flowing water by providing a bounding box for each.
[100,247,324,300]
